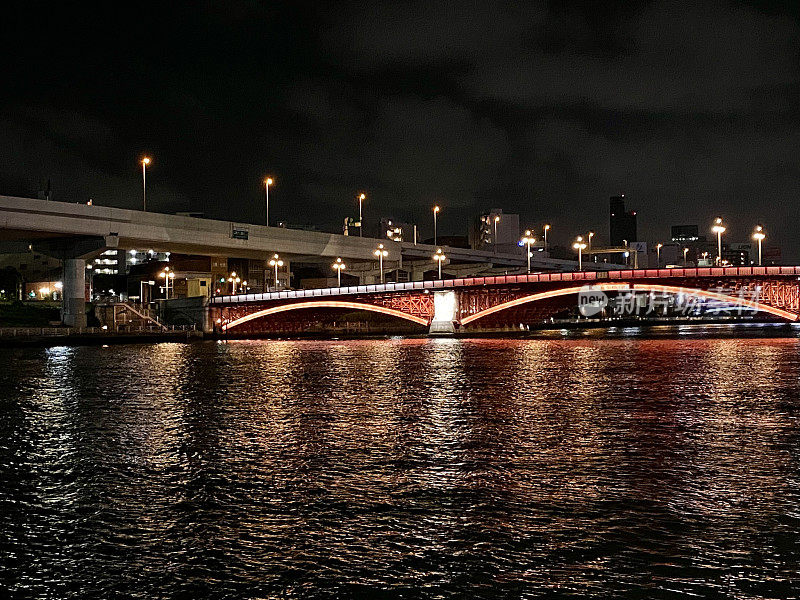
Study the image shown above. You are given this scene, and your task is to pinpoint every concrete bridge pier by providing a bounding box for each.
[428,290,459,336]
[31,234,115,328]
[62,258,87,327]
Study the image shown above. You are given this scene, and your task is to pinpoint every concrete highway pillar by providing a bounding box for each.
[429,290,458,336]
[202,297,213,333]
[62,258,87,328]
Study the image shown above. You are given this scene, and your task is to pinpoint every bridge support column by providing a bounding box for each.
[202,297,213,333]
[429,290,458,336]
[62,258,87,328]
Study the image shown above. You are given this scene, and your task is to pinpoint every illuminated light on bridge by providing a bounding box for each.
[221,300,429,331]
[753,225,766,266]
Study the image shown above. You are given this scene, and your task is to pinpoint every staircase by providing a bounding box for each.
[95,302,166,332]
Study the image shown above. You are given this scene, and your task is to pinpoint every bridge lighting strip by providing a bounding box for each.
[221,300,429,331]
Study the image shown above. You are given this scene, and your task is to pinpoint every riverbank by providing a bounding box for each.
[0,327,203,348]
[1,317,797,347]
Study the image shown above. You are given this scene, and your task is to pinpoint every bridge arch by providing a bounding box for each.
[459,283,799,325]
[221,300,429,331]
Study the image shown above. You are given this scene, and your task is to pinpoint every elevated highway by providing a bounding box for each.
[0,195,628,269]
[0,194,624,325]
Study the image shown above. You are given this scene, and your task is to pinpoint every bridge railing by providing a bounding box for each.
[607,266,800,279]
[210,265,800,305]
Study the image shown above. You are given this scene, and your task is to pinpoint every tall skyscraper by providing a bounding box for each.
[609,195,637,246]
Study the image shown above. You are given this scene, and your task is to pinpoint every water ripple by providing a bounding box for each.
[1,336,799,598]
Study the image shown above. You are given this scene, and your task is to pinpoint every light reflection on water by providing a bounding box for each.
[1,335,799,598]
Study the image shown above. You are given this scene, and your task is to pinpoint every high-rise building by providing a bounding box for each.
[670,225,701,243]
[609,195,637,246]
[469,209,521,254]
[380,218,415,243]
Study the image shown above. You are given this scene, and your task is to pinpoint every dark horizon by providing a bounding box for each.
[2,1,799,257]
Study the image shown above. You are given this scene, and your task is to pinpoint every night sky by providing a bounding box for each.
[3,1,799,257]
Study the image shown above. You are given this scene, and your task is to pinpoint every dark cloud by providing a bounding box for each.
[2,1,799,257]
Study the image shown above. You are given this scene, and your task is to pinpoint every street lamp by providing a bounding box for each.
[521,230,536,273]
[264,177,274,226]
[712,217,726,266]
[227,271,241,295]
[683,247,689,266]
[373,243,388,284]
[159,265,175,298]
[588,231,594,255]
[433,205,440,246]
[141,157,151,211]
[358,193,366,237]
[433,248,446,279]
[753,225,765,266]
[656,243,663,267]
[268,254,284,289]
[543,224,550,254]
[493,215,500,253]
[573,236,587,271]
[332,257,346,287]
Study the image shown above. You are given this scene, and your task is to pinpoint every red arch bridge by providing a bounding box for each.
[210,266,800,335]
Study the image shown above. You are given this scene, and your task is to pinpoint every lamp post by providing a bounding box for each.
[753,225,765,266]
[141,157,151,211]
[433,205,440,246]
[268,254,284,289]
[358,193,366,237]
[573,236,587,271]
[332,257,346,287]
[227,271,241,295]
[374,244,388,284]
[712,217,726,266]
[521,230,536,273]
[433,248,446,279]
[656,243,663,267]
[543,224,550,254]
[493,215,500,253]
[159,266,175,299]
[264,177,274,226]
[683,247,689,266]
[588,231,594,255]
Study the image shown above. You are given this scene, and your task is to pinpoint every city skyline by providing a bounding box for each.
[2,2,799,258]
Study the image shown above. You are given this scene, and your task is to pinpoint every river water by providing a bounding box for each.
[2,330,800,598]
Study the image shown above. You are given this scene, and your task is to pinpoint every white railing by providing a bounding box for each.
[0,327,103,337]
[0,324,197,337]
[211,265,800,305]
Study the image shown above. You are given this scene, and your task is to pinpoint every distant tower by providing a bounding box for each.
[609,195,637,246]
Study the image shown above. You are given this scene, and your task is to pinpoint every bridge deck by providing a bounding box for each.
[211,265,800,305]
